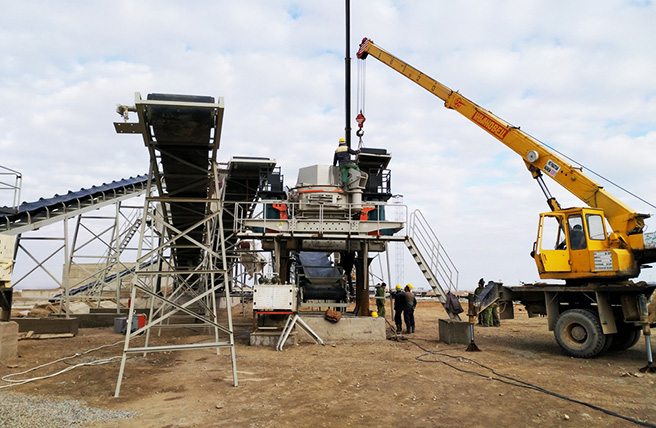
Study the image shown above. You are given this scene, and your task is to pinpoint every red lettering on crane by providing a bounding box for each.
[472,111,510,140]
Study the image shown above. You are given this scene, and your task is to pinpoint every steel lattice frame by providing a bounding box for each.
[114,94,238,397]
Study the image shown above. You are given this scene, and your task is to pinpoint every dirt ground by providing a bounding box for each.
[1,301,655,427]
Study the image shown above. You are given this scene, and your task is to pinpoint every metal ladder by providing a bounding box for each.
[406,210,460,320]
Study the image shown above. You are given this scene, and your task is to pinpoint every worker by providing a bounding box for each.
[490,282,501,327]
[491,301,501,327]
[475,278,493,327]
[474,278,485,325]
[570,224,586,250]
[375,282,386,318]
[404,284,417,334]
[392,284,405,334]
[332,137,360,186]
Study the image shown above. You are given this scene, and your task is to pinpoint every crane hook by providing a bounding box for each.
[355,111,366,129]
[355,111,366,148]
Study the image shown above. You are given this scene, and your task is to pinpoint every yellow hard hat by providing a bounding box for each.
[338,137,346,144]
[371,311,378,318]
[395,284,402,290]
[406,283,413,290]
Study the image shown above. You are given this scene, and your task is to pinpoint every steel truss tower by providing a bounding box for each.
[113,94,238,397]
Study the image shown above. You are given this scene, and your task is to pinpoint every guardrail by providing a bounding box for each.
[408,209,459,291]
[232,200,408,238]
[0,165,22,213]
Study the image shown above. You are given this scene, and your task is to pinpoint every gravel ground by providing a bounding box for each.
[0,391,135,428]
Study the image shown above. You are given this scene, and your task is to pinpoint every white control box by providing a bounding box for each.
[0,235,16,284]
[253,284,297,311]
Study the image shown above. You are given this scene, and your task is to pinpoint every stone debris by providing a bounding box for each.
[0,391,135,428]
[26,304,58,318]
[621,372,644,378]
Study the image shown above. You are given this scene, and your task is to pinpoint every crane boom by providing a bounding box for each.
[356,39,656,360]
[357,38,648,246]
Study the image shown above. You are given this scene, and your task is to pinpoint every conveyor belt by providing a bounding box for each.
[0,175,148,234]
[49,259,156,301]
[295,251,346,301]
[114,94,241,396]
[145,94,217,269]
[113,95,276,272]
[222,157,277,249]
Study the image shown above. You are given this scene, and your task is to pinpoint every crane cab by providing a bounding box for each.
[532,207,639,281]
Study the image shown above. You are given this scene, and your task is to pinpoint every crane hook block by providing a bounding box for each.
[356,129,364,138]
[355,111,366,129]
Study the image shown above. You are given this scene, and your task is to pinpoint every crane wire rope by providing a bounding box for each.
[356,57,366,117]
[527,131,656,212]
[355,58,367,149]
[403,337,655,427]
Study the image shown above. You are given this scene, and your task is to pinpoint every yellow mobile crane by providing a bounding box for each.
[357,38,656,361]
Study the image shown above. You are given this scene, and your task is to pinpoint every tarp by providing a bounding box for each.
[476,281,500,311]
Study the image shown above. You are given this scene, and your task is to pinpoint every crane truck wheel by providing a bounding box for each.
[554,309,607,358]
[609,325,641,351]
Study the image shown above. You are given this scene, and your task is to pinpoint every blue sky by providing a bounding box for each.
[1,1,655,289]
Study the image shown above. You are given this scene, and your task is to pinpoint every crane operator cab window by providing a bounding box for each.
[540,215,565,250]
[536,213,572,273]
[585,214,607,241]
[567,216,587,250]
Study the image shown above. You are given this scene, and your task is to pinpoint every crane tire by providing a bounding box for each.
[610,325,641,351]
[554,309,607,358]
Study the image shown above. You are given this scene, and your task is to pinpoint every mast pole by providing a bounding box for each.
[344,0,352,148]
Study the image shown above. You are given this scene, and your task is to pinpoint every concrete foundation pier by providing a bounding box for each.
[438,319,472,344]
[12,317,79,335]
[298,315,386,343]
[0,321,19,360]
[250,330,297,347]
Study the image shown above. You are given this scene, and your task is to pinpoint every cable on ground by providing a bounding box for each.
[405,338,655,428]
[0,341,125,390]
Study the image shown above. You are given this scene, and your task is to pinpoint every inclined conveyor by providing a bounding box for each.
[113,94,241,395]
[144,94,218,270]
[110,93,279,277]
[1,93,279,288]
[137,95,277,271]
[221,157,277,250]
[0,175,148,234]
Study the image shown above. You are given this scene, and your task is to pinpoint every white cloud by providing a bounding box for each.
[1,0,655,289]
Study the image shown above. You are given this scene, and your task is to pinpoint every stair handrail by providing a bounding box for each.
[0,165,22,212]
[408,209,459,292]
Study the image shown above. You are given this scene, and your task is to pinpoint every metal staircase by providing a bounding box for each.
[117,218,142,251]
[80,215,144,302]
[406,210,460,320]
